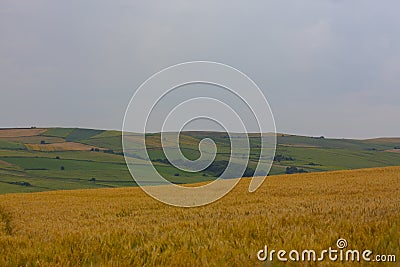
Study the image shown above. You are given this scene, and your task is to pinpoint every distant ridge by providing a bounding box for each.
[0,127,399,194]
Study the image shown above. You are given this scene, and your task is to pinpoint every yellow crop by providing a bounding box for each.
[0,167,399,266]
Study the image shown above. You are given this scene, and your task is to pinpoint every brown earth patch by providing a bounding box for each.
[0,129,47,138]
[386,149,400,153]
[0,160,12,166]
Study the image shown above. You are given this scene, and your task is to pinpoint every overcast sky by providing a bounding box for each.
[1,0,399,138]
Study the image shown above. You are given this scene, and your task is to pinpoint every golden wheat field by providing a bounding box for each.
[24,142,96,152]
[0,167,399,266]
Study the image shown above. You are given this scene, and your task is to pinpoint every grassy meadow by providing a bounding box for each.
[0,167,399,266]
[0,128,400,194]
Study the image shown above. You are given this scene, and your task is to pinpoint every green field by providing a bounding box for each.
[0,128,399,194]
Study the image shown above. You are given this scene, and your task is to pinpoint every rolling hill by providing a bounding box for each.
[0,127,400,194]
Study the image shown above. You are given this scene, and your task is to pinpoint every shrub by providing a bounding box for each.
[9,181,32,187]
[274,154,294,162]
[243,167,256,177]
[285,166,307,174]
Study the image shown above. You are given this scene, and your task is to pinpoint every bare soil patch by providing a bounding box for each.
[0,129,47,138]
[0,160,12,166]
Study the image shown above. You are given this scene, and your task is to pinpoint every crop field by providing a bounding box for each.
[0,136,65,144]
[0,167,398,266]
[0,128,47,138]
[0,141,25,150]
[0,128,400,194]
[25,142,97,152]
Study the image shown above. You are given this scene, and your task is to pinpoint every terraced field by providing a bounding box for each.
[0,128,399,194]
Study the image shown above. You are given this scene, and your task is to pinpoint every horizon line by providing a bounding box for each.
[0,126,399,141]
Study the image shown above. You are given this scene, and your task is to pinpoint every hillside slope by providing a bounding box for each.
[0,128,400,194]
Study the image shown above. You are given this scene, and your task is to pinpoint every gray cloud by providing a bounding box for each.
[0,0,399,138]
